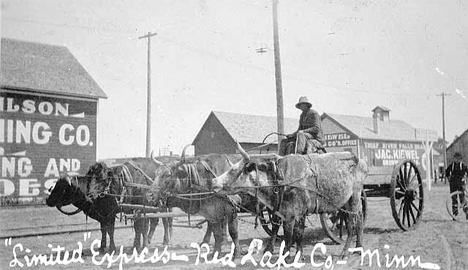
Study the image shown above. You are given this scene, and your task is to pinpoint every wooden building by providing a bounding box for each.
[447,128,468,164]
[322,106,438,180]
[193,108,438,181]
[0,38,107,204]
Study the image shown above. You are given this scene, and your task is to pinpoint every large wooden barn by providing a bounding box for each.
[193,107,438,179]
[0,38,106,205]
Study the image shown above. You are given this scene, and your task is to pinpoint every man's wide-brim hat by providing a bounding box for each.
[454,152,462,159]
[295,96,312,109]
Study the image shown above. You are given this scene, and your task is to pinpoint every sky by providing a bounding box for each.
[2,0,467,159]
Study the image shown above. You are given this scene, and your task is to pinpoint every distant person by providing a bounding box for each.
[445,152,468,219]
[279,96,325,155]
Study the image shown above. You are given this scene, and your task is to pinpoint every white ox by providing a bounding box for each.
[212,142,368,259]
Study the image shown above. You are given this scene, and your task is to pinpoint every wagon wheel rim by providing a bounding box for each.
[390,160,423,230]
[259,210,283,239]
[320,190,367,244]
[56,205,82,216]
[445,191,467,221]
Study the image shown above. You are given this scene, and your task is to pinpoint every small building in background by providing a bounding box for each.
[1,38,107,205]
[447,128,468,164]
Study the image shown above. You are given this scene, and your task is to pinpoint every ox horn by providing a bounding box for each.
[150,150,163,165]
[236,141,250,162]
[180,144,191,164]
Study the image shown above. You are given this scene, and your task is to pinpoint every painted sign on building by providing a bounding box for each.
[323,132,358,148]
[361,140,425,167]
[0,91,97,203]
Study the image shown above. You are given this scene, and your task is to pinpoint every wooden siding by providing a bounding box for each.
[0,90,97,204]
[193,114,236,155]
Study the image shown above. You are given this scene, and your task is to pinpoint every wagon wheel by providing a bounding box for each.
[259,210,283,239]
[320,190,367,244]
[390,159,423,230]
[445,191,468,221]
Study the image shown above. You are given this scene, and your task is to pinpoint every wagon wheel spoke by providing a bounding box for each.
[410,201,421,215]
[408,174,418,186]
[405,201,412,227]
[398,172,407,191]
[404,164,411,185]
[398,199,404,220]
[395,190,405,195]
[407,201,416,226]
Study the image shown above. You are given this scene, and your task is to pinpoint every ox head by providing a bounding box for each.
[211,142,280,195]
[86,162,113,200]
[149,144,190,205]
[46,174,82,207]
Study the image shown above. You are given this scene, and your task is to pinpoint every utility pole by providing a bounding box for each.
[272,0,284,145]
[437,92,451,181]
[139,31,157,157]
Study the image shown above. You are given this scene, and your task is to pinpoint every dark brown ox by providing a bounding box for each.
[87,157,176,251]
[212,143,367,258]
[150,150,254,257]
[46,174,120,252]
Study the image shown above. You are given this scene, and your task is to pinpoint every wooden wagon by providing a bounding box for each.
[255,132,426,244]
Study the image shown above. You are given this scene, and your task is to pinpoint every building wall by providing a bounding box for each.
[194,115,236,155]
[447,131,468,164]
[322,117,358,153]
[322,115,434,179]
[0,90,98,204]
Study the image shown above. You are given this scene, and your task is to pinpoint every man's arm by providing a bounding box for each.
[445,163,452,178]
[462,163,468,176]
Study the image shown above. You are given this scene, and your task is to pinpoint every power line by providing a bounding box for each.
[3,16,452,98]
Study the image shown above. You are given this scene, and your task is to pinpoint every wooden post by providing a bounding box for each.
[272,0,284,145]
[139,31,157,157]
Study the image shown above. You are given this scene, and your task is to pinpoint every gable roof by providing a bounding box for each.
[323,113,419,142]
[372,106,391,112]
[205,111,299,144]
[1,38,107,99]
[447,128,468,150]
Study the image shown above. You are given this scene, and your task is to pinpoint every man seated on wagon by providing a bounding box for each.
[279,96,326,155]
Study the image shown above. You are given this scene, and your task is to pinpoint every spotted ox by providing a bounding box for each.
[212,142,367,258]
[150,148,257,258]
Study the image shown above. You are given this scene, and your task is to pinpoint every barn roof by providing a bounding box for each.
[195,110,434,145]
[447,128,468,150]
[323,113,419,142]
[372,106,391,112]
[210,111,299,143]
[1,38,107,99]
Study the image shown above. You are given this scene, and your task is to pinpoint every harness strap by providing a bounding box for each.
[199,160,219,178]
[127,160,154,184]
